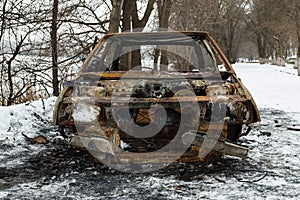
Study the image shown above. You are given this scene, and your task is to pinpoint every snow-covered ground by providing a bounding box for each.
[0,63,300,199]
[234,63,300,113]
[0,98,60,169]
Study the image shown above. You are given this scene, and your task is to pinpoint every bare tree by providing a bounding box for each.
[246,0,292,65]
[122,0,156,31]
[0,0,111,105]
[157,0,172,29]
[170,0,249,63]
[218,0,249,63]
[0,0,7,42]
[51,0,59,96]
[286,0,300,75]
[109,0,123,33]
[0,0,49,105]
[118,0,156,70]
[294,0,300,75]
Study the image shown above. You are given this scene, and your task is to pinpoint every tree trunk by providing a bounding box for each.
[0,0,7,42]
[51,0,59,96]
[120,0,155,70]
[0,0,7,105]
[109,0,123,33]
[122,0,133,32]
[158,0,172,29]
[294,0,300,75]
[6,35,26,105]
[7,59,13,106]
[154,0,173,70]
[257,32,267,64]
[295,41,300,76]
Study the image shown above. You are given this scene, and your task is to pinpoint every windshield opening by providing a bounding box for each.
[83,34,218,73]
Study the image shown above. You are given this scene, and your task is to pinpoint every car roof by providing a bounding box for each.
[102,31,211,38]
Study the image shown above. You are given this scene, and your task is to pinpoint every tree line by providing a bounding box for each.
[1,0,299,105]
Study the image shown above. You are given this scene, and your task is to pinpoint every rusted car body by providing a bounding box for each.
[53,32,260,163]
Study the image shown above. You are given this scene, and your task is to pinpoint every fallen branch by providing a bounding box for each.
[232,172,267,183]
[287,125,300,131]
[22,133,48,144]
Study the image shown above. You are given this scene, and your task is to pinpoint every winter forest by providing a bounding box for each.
[1,0,300,106]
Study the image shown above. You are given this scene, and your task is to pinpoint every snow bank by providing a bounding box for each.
[0,97,57,142]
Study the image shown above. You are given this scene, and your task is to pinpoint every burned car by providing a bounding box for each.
[53,32,260,165]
